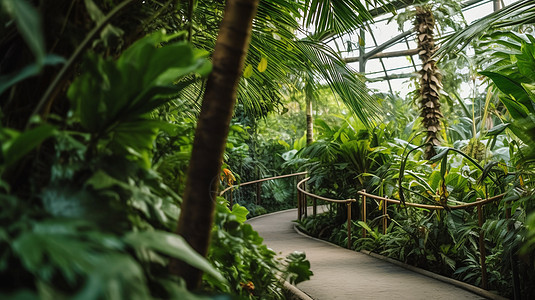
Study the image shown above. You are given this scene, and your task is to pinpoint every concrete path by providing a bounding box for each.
[247,207,486,300]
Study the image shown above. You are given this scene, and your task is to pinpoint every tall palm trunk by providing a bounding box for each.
[415,6,443,159]
[169,0,259,289]
[305,80,314,145]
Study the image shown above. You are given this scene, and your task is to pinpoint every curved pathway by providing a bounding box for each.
[247,207,488,300]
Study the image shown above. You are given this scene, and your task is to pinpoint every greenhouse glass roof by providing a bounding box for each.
[337,0,517,97]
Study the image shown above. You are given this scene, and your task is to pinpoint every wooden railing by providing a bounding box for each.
[296,184,508,290]
[220,171,510,290]
[219,171,308,207]
[220,173,356,249]
[296,177,356,249]
[357,190,507,290]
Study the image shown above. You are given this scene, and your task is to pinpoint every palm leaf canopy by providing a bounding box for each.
[436,0,535,59]
[294,38,379,125]
[303,0,378,35]
[189,0,382,124]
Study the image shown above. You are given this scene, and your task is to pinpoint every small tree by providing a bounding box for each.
[168,0,259,289]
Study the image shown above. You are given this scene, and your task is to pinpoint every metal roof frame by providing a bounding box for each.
[341,0,500,91]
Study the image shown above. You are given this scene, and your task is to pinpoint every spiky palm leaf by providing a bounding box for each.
[187,0,382,123]
[295,38,380,126]
[302,0,389,35]
[436,0,535,59]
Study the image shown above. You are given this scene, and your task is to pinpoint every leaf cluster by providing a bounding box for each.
[206,200,312,299]
[0,19,313,298]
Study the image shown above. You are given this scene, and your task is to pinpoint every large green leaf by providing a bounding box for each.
[68,33,210,132]
[67,54,112,132]
[121,41,210,108]
[522,82,535,103]
[230,203,249,223]
[67,33,210,163]
[1,0,45,63]
[76,254,150,300]
[3,125,56,168]
[85,169,129,190]
[500,96,530,120]
[295,40,380,126]
[302,0,380,36]
[429,147,448,163]
[437,1,535,58]
[480,71,533,113]
[284,251,313,284]
[12,220,112,284]
[486,123,510,136]
[517,41,535,81]
[509,116,535,160]
[123,231,226,283]
[0,55,65,96]
[151,278,211,300]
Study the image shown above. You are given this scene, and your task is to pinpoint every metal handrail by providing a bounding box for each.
[220,168,510,291]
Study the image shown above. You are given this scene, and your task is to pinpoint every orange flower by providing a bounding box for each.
[240,281,255,293]
[221,168,236,185]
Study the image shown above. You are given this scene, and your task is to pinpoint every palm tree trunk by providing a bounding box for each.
[169,0,259,289]
[305,81,314,145]
[415,6,443,159]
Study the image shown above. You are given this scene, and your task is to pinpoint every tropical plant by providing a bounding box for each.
[0,1,314,298]
[436,0,535,59]
[477,32,535,297]
[0,25,219,297]
[174,0,392,283]
[291,115,391,225]
[186,0,383,124]
[206,199,312,299]
[296,1,535,298]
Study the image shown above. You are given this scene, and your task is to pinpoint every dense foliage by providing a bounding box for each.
[0,0,313,298]
[2,0,535,299]
[297,22,535,300]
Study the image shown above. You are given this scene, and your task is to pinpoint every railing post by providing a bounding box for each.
[477,201,488,290]
[383,198,388,235]
[297,190,302,220]
[256,181,262,205]
[313,197,317,216]
[347,201,352,249]
[304,181,308,219]
[296,174,300,204]
[297,175,302,220]
[506,200,521,299]
[361,190,367,239]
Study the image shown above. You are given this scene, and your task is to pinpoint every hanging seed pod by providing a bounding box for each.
[415,6,443,159]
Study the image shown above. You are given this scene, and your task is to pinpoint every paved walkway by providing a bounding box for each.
[247,207,487,300]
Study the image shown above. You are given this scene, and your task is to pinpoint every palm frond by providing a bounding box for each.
[190,0,382,121]
[436,0,535,59]
[294,39,381,127]
[302,0,386,35]
[234,0,303,118]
